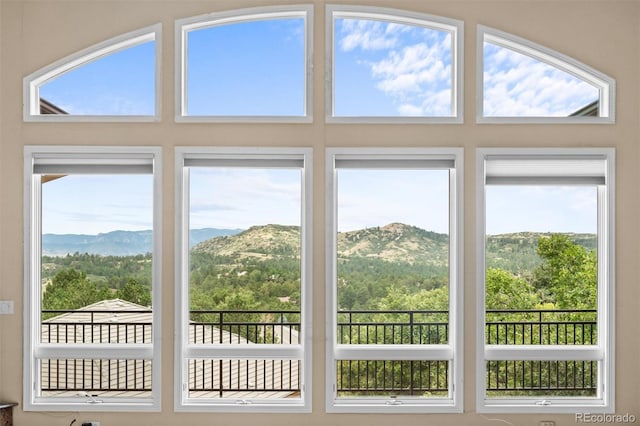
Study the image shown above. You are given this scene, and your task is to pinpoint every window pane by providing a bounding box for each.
[486,360,597,397]
[483,42,599,117]
[40,358,152,398]
[188,358,301,399]
[334,18,453,117]
[186,18,306,116]
[40,175,154,342]
[336,169,450,343]
[485,185,598,343]
[188,168,302,345]
[337,360,448,397]
[39,41,155,115]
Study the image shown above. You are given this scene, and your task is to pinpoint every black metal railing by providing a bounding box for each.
[39,308,597,397]
[485,309,597,396]
[337,310,449,345]
[486,309,597,345]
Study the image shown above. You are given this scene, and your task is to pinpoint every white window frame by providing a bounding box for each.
[23,146,163,412]
[326,5,463,124]
[325,147,463,413]
[175,5,313,123]
[477,25,616,124]
[174,147,313,412]
[23,24,162,122]
[476,148,615,413]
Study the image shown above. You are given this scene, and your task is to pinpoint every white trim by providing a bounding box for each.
[476,147,615,413]
[175,5,313,123]
[326,5,463,124]
[174,147,313,413]
[23,24,161,122]
[335,345,453,361]
[325,147,463,413]
[185,345,303,360]
[23,146,162,412]
[484,345,602,361]
[477,25,616,124]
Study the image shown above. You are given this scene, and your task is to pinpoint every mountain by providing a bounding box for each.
[337,223,448,265]
[191,224,596,273]
[43,228,242,256]
[486,232,596,274]
[192,223,450,266]
[192,224,300,260]
[44,224,597,272]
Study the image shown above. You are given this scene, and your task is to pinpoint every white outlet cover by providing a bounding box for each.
[0,300,14,315]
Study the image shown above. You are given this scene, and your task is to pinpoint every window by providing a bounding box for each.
[478,25,615,123]
[23,146,162,411]
[476,148,614,413]
[175,147,312,412]
[325,148,463,412]
[176,6,312,122]
[23,25,161,121]
[327,5,463,123]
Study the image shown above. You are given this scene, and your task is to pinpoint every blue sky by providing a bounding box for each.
[39,17,600,236]
[334,18,453,117]
[40,42,155,115]
[42,169,598,237]
[39,16,598,118]
[189,168,301,230]
[186,18,305,116]
[42,175,153,235]
[483,42,599,117]
[486,186,597,235]
[337,169,449,233]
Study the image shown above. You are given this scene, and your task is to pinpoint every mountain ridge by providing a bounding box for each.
[43,228,242,256]
[44,224,597,275]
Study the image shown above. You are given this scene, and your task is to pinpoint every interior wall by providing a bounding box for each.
[1,1,639,425]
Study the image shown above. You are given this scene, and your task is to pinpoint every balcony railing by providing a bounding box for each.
[40,308,597,398]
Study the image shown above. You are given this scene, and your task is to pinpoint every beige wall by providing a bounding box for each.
[1,1,639,425]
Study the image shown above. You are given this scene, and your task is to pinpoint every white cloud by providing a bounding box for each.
[337,18,453,116]
[189,169,301,229]
[372,43,449,94]
[338,19,408,52]
[483,44,598,117]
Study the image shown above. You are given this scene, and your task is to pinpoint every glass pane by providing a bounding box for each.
[483,42,599,117]
[336,360,448,398]
[188,168,302,345]
[486,360,597,397]
[485,186,598,345]
[334,18,453,117]
[186,18,306,116]
[40,358,152,398]
[336,169,450,344]
[40,175,154,342]
[39,41,155,115]
[188,358,301,399]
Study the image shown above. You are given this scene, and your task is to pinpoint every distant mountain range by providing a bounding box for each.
[192,223,596,273]
[44,224,596,275]
[43,228,242,256]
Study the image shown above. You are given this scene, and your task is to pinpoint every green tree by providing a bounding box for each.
[485,267,537,310]
[533,234,597,309]
[42,268,111,313]
[116,278,152,307]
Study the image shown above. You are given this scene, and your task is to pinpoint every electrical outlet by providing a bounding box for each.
[540,421,555,426]
[0,301,14,315]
